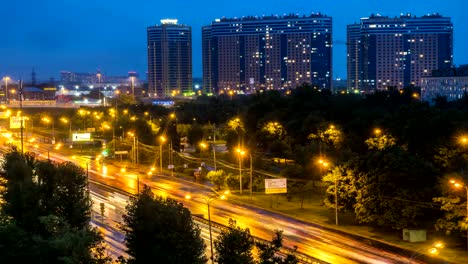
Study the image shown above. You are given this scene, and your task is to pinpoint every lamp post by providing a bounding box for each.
[42,117,55,144]
[159,136,166,174]
[3,76,10,103]
[236,148,245,194]
[19,80,24,154]
[130,76,135,98]
[86,160,90,190]
[128,132,138,164]
[60,117,72,140]
[449,179,468,250]
[97,73,102,105]
[319,159,337,225]
[213,125,217,171]
[249,153,252,199]
[185,190,229,262]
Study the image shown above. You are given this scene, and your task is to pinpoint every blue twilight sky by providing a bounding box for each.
[0,0,466,82]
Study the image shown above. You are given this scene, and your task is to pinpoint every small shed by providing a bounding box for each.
[403,229,427,242]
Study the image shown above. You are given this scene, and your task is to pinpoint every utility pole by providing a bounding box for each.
[239,155,243,194]
[4,76,9,103]
[250,154,253,199]
[97,72,102,105]
[213,125,217,171]
[19,80,24,154]
[160,143,163,174]
[170,141,173,177]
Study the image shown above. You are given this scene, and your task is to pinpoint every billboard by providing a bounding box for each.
[72,133,91,142]
[10,116,26,129]
[265,178,287,194]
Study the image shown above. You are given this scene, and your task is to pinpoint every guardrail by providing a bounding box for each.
[87,177,325,263]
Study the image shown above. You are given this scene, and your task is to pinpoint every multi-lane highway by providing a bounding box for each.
[68,154,418,263]
[2,136,427,264]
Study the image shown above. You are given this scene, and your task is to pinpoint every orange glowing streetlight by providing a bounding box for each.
[319,158,337,225]
[449,179,468,250]
[374,128,382,136]
[236,148,246,194]
[159,135,166,173]
[459,136,468,146]
[3,76,11,103]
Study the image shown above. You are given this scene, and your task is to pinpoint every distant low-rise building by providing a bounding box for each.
[421,65,468,102]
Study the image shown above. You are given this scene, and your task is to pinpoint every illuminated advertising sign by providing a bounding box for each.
[265,178,287,194]
[72,133,91,142]
[10,117,26,129]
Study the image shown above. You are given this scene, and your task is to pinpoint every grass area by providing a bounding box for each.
[230,191,468,264]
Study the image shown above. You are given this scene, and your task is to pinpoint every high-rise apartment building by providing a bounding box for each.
[347,14,453,92]
[202,14,332,94]
[147,19,192,97]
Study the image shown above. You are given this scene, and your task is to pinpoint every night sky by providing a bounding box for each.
[1,0,466,82]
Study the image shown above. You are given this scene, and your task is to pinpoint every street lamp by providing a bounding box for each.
[185,190,230,262]
[236,148,246,195]
[96,73,102,105]
[450,179,468,250]
[3,76,10,103]
[459,136,468,147]
[213,125,217,171]
[42,116,55,144]
[374,128,382,136]
[319,158,337,226]
[130,76,135,98]
[159,136,166,173]
[60,117,72,140]
[128,132,138,164]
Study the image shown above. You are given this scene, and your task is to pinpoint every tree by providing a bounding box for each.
[121,185,206,264]
[207,170,226,190]
[433,195,466,235]
[308,124,343,149]
[364,134,396,150]
[0,149,109,263]
[32,215,111,264]
[351,147,439,229]
[433,175,468,236]
[256,230,298,264]
[54,161,91,229]
[214,218,255,264]
[321,164,357,214]
[187,123,204,151]
[1,150,39,231]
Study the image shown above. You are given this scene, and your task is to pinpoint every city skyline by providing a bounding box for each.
[0,0,466,82]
